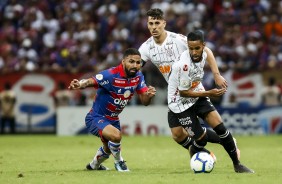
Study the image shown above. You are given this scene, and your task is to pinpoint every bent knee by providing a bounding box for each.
[171,127,188,142]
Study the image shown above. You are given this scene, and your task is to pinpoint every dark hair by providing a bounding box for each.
[146,8,164,20]
[123,48,141,58]
[187,30,204,42]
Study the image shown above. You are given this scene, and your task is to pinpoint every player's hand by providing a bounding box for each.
[146,86,156,97]
[208,88,227,97]
[68,79,80,90]
[214,75,228,89]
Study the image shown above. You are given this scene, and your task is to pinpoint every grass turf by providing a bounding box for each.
[0,135,281,184]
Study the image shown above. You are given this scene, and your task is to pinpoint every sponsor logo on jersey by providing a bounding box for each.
[100,80,109,86]
[183,64,188,71]
[114,98,129,107]
[110,112,119,117]
[96,74,103,80]
[114,79,126,84]
[130,78,139,83]
[179,116,192,126]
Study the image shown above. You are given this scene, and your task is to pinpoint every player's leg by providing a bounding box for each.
[87,141,110,170]
[85,115,111,171]
[10,117,16,134]
[102,122,129,172]
[168,110,215,159]
[205,110,254,173]
[0,117,5,134]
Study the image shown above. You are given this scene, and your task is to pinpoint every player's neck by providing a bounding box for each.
[153,31,167,45]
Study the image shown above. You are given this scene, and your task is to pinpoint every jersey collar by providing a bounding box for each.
[116,63,126,78]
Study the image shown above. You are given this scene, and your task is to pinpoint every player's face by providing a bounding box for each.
[122,55,142,77]
[188,40,205,63]
[147,17,166,38]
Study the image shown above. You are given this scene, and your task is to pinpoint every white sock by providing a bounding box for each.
[108,141,123,163]
[90,146,110,169]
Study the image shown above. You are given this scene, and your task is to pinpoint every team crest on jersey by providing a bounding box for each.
[166,47,173,56]
[124,90,131,98]
[96,74,103,80]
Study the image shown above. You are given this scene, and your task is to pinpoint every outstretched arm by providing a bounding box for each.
[205,47,228,89]
[68,78,95,90]
[179,88,227,98]
[138,86,156,106]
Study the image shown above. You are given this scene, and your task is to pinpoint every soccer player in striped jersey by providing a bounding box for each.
[138,8,236,161]
[68,48,156,172]
[167,30,254,173]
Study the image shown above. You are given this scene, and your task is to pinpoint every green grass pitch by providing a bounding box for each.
[0,135,281,184]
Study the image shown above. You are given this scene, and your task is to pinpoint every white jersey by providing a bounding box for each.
[138,31,187,83]
[168,50,208,113]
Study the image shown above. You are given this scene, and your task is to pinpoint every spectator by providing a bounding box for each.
[262,77,281,107]
[0,82,16,134]
[54,81,73,107]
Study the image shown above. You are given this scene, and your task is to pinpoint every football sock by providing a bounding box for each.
[90,146,110,169]
[108,141,123,163]
[178,135,211,154]
[178,136,193,149]
[213,123,239,165]
[205,128,221,144]
[191,133,208,153]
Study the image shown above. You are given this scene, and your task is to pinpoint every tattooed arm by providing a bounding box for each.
[68,78,95,90]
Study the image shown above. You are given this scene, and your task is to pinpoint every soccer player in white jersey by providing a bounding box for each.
[167,30,254,173]
[138,8,240,160]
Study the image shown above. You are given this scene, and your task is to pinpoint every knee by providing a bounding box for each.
[171,127,188,142]
[107,130,122,143]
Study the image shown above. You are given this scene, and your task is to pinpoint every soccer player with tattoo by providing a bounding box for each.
[68,48,156,172]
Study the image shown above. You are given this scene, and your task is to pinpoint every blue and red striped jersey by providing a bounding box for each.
[90,64,148,120]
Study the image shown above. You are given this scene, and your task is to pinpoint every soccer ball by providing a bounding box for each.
[190,152,215,173]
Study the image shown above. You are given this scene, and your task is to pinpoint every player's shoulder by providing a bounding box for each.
[167,31,187,40]
[139,36,154,49]
[173,51,189,67]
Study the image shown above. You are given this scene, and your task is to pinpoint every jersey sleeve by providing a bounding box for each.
[135,73,148,94]
[92,70,111,89]
[138,43,150,65]
[176,33,188,51]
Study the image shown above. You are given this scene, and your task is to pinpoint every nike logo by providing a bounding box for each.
[152,54,157,57]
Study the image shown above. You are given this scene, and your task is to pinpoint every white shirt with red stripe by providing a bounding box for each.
[168,50,207,113]
[138,31,187,83]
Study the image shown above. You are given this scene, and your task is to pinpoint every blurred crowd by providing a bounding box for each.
[1,0,282,74]
[0,0,282,106]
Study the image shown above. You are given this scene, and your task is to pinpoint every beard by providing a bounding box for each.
[190,51,203,63]
[125,68,138,77]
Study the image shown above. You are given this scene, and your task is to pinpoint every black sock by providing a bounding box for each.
[205,128,221,144]
[178,136,193,149]
[213,123,239,165]
[190,133,208,154]
[179,135,211,154]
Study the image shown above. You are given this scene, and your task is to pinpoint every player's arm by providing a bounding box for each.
[179,88,227,98]
[68,78,95,90]
[205,47,228,89]
[138,86,156,106]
